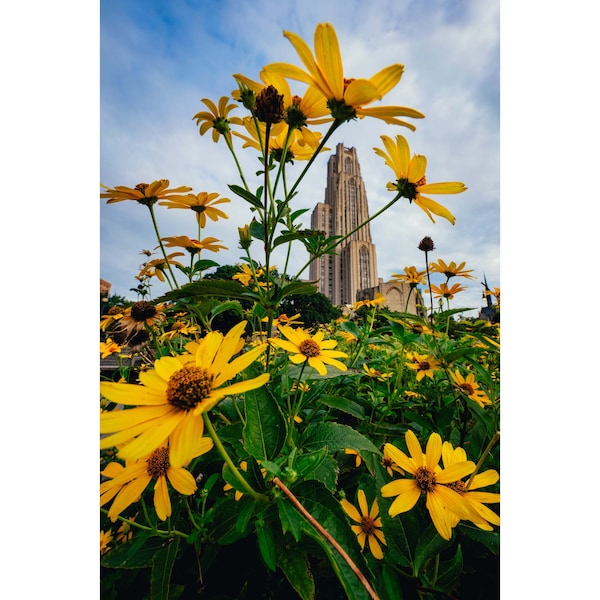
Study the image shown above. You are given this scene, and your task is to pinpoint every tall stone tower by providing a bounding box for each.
[309,144,379,306]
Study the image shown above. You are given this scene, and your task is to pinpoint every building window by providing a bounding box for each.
[359,246,370,289]
[345,156,353,174]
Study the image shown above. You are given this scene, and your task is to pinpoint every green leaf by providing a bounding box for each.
[273,536,315,600]
[150,537,180,600]
[228,184,263,209]
[294,447,328,480]
[249,218,265,241]
[291,480,375,600]
[256,523,277,571]
[277,496,303,542]
[243,386,287,461]
[300,422,380,455]
[319,394,365,419]
[157,279,251,302]
[413,523,453,575]
[101,533,166,569]
[458,524,500,554]
[308,455,339,492]
[278,280,317,300]
[435,543,463,588]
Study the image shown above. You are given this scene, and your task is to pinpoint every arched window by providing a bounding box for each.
[344,156,353,174]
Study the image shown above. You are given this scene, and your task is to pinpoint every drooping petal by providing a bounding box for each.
[367,534,384,560]
[425,490,453,540]
[107,474,151,522]
[414,195,456,225]
[153,475,171,521]
[166,466,198,495]
[168,410,206,467]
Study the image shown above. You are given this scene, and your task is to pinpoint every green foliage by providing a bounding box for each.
[280,291,343,327]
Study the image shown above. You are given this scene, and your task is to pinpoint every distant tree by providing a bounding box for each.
[101,293,131,315]
[280,292,342,328]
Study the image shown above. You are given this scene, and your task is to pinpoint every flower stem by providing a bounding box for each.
[203,412,268,502]
[466,431,500,489]
[147,205,178,290]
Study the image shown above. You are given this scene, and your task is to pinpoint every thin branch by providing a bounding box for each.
[272,477,380,600]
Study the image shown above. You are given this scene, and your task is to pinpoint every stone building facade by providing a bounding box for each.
[309,143,419,314]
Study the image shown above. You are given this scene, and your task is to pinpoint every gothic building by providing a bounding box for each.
[309,143,422,315]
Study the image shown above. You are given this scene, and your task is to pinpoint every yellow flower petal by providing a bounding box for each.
[153,475,171,521]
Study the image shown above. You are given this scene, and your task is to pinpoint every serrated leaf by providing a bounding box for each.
[150,537,180,600]
[243,386,287,461]
[458,524,500,554]
[300,423,379,455]
[273,538,315,600]
[319,395,365,419]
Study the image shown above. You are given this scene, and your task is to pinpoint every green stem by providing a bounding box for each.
[203,412,268,502]
[100,508,189,539]
[147,205,179,290]
[224,133,250,192]
[466,431,500,489]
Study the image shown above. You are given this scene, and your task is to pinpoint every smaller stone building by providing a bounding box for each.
[356,278,425,316]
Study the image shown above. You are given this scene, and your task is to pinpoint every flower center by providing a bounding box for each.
[459,382,475,395]
[166,366,215,411]
[395,178,418,201]
[147,447,170,479]
[360,515,377,535]
[418,361,430,371]
[135,183,149,194]
[130,301,157,322]
[382,457,393,468]
[299,339,321,358]
[447,480,467,494]
[415,466,436,492]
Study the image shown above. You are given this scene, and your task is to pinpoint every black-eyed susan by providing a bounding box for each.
[373,134,466,225]
[160,235,228,255]
[115,301,167,338]
[270,325,348,376]
[405,351,440,382]
[264,23,424,128]
[441,441,500,531]
[193,96,244,143]
[449,369,492,408]
[138,254,185,283]
[158,191,231,229]
[100,180,192,208]
[429,259,475,280]
[362,364,392,382]
[380,431,476,540]
[340,489,386,560]
[427,282,467,301]
[100,321,270,466]
[101,306,125,332]
[100,338,122,359]
[100,439,212,522]
[391,266,426,288]
[381,445,405,477]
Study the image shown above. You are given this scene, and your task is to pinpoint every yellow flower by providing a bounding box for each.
[485,287,501,307]
[100,529,113,555]
[158,191,230,228]
[380,431,476,540]
[270,325,348,376]
[391,266,426,287]
[232,263,266,288]
[340,490,386,560]
[100,321,270,465]
[373,134,467,225]
[265,23,424,128]
[362,364,392,382]
[449,370,492,408]
[159,320,200,342]
[100,180,192,207]
[352,293,386,310]
[100,338,122,359]
[345,448,362,468]
[160,235,228,254]
[441,442,500,531]
[100,306,125,332]
[427,282,467,301]
[429,259,475,280]
[380,446,405,477]
[405,351,440,381]
[115,301,167,338]
[100,441,211,522]
[232,116,328,161]
[138,254,185,282]
[193,96,244,143]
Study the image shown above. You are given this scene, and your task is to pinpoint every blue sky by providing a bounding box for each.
[6,1,600,596]
[100,0,500,316]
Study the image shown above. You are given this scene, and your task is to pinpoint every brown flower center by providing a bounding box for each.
[381,457,393,468]
[147,447,170,479]
[166,366,215,411]
[135,183,149,194]
[418,361,430,371]
[360,515,377,535]
[130,301,157,322]
[447,480,467,495]
[415,466,436,492]
[458,382,475,395]
[299,339,321,358]
[254,85,285,124]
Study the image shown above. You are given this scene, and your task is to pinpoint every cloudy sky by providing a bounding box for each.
[100,0,500,317]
